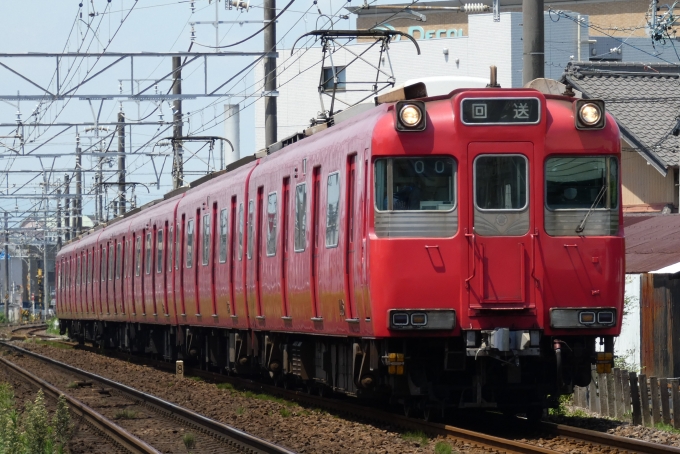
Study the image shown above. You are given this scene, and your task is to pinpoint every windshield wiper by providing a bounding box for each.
[575,184,607,234]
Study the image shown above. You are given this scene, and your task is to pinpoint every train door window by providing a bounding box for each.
[108,244,114,281]
[101,246,107,282]
[247,200,254,260]
[219,208,228,263]
[266,192,277,256]
[135,236,142,277]
[202,214,210,266]
[157,229,164,274]
[294,183,307,252]
[474,155,527,210]
[238,203,244,260]
[326,172,340,247]
[168,226,174,271]
[116,242,121,280]
[175,222,181,270]
[145,232,152,275]
[186,219,194,268]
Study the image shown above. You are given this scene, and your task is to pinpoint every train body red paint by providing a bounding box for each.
[56,85,623,415]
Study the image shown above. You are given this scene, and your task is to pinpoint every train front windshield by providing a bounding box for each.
[374,157,456,211]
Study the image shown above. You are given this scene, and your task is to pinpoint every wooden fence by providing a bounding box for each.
[572,367,680,428]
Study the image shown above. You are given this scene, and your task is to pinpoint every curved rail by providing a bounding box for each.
[1,342,294,454]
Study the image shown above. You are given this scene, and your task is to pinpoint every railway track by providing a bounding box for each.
[9,341,680,453]
[0,342,294,454]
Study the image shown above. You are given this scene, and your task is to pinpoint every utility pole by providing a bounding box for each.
[43,179,48,320]
[522,0,544,86]
[56,187,62,249]
[172,57,184,189]
[75,139,82,235]
[64,174,70,242]
[4,212,8,321]
[264,0,277,147]
[117,111,126,216]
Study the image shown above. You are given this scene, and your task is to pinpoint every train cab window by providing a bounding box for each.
[294,183,307,252]
[186,219,195,268]
[247,200,255,260]
[475,155,527,210]
[157,229,164,274]
[101,247,107,282]
[375,158,456,211]
[219,209,228,263]
[267,192,277,256]
[202,215,210,266]
[145,232,152,275]
[109,244,114,281]
[168,226,174,271]
[116,242,122,280]
[238,203,244,260]
[326,172,340,247]
[545,157,618,210]
[135,236,142,277]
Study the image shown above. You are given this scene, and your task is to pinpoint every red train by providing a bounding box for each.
[56,80,623,419]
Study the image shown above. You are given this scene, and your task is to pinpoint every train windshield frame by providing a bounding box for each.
[545,156,618,211]
[374,157,457,212]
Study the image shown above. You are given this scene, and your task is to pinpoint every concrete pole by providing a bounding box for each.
[4,212,8,321]
[522,0,544,86]
[172,57,184,189]
[224,104,240,165]
[117,111,126,215]
[264,0,277,147]
[64,174,70,242]
[75,142,82,235]
[56,187,62,250]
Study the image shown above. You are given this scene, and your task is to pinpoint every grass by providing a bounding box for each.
[46,318,60,335]
[182,432,196,450]
[280,408,292,417]
[655,422,680,434]
[401,430,429,446]
[24,339,72,350]
[216,382,234,391]
[114,409,138,420]
[244,391,295,407]
[66,382,79,389]
[187,376,203,382]
[236,406,245,415]
[434,441,455,454]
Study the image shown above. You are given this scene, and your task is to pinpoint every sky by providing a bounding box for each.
[0,0,369,231]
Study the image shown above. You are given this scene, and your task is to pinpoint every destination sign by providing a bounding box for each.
[461,98,540,125]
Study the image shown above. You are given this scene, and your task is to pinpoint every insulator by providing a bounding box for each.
[190,1,195,13]
[463,3,486,13]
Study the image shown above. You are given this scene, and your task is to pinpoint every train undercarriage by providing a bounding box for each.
[61,319,604,419]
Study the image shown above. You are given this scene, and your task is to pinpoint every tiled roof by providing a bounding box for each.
[562,61,680,176]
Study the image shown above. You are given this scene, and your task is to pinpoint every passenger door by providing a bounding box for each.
[467,142,534,309]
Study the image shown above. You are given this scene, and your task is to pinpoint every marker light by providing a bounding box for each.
[579,311,595,325]
[400,105,422,127]
[410,313,427,326]
[579,103,601,126]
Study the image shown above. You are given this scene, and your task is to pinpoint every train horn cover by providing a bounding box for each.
[574,99,605,130]
[395,101,426,131]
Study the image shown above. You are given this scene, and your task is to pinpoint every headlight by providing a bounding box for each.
[579,103,601,126]
[400,105,422,127]
[395,100,426,131]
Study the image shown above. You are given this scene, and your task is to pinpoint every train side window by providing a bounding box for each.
[135,236,142,277]
[101,246,107,283]
[294,183,307,252]
[238,203,244,261]
[116,242,122,280]
[145,232,152,275]
[77,255,81,285]
[87,251,92,284]
[326,172,340,247]
[168,226,173,271]
[175,223,181,270]
[109,244,114,281]
[202,214,210,266]
[219,209,228,263]
[157,229,164,274]
[247,200,254,260]
[186,219,195,268]
[266,192,277,256]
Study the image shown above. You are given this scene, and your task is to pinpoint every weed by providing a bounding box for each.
[114,409,138,420]
[46,318,61,335]
[566,407,589,418]
[66,381,79,389]
[24,389,50,454]
[280,408,292,417]
[655,422,680,434]
[401,430,429,446]
[53,394,71,446]
[548,394,571,417]
[435,441,454,454]
[216,383,234,391]
[236,406,245,415]
[187,376,203,382]
[30,339,72,350]
[183,432,196,450]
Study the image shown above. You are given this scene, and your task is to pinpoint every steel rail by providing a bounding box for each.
[0,342,295,454]
[0,354,160,454]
